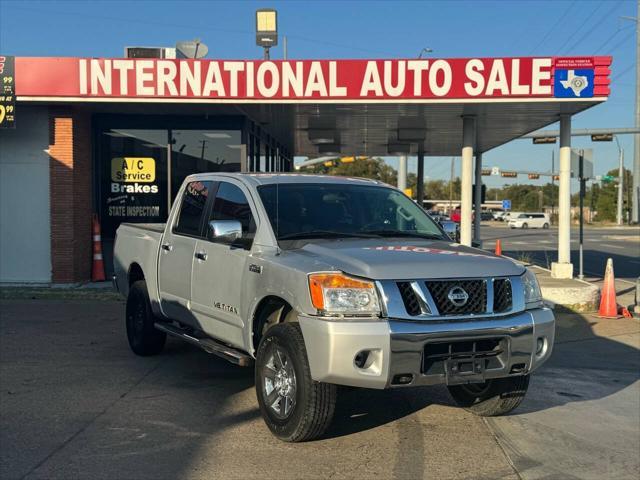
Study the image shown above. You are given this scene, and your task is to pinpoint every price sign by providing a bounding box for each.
[0,55,16,129]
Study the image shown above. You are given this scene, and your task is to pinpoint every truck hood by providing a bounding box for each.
[285,238,525,280]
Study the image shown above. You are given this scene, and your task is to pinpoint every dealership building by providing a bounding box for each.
[0,53,612,283]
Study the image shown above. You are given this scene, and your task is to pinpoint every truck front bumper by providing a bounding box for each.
[298,308,555,389]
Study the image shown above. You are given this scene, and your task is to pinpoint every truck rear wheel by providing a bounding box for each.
[126,280,166,356]
[255,323,336,442]
[447,375,530,416]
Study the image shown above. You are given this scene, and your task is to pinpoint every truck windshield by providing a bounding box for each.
[257,183,446,241]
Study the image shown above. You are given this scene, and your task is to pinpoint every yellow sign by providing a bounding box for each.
[404,188,413,197]
[111,157,155,183]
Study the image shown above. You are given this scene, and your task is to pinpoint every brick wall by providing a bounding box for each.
[48,107,92,283]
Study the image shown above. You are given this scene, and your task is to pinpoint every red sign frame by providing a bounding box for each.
[13,56,612,101]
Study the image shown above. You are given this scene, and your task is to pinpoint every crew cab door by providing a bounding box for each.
[191,180,257,349]
[158,180,213,326]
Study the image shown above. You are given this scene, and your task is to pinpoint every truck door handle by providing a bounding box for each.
[161,243,173,252]
[195,251,208,261]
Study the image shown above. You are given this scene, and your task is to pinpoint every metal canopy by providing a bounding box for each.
[286,100,603,157]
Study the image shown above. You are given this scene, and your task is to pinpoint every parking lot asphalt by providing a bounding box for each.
[480,224,640,308]
[479,224,640,281]
[1,299,639,480]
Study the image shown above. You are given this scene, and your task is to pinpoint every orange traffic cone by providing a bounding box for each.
[91,214,106,282]
[598,258,619,318]
[494,239,502,256]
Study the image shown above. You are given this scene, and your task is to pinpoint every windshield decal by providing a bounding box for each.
[363,245,500,259]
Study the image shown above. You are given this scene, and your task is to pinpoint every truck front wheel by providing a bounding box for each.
[255,323,336,442]
[447,375,530,416]
[126,280,166,356]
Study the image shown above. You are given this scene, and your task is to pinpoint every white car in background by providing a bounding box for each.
[508,213,550,229]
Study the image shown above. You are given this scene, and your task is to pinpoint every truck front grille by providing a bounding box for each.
[493,279,513,313]
[394,277,514,317]
[397,282,421,316]
[426,280,486,315]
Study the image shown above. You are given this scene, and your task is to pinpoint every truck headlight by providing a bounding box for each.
[308,272,381,316]
[522,269,543,309]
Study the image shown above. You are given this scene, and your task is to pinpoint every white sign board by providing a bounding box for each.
[491,166,501,176]
[570,148,594,179]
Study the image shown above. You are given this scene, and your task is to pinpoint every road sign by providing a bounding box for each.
[570,148,594,179]
[591,133,613,142]
[601,175,614,183]
[491,166,500,176]
[533,136,557,144]
[502,199,511,210]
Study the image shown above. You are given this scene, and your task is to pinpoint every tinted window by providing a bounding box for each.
[174,181,212,236]
[258,183,444,241]
[211,182,256,240]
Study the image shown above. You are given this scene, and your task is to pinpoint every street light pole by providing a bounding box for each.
[622,3,639,223]
[616,135,625,226]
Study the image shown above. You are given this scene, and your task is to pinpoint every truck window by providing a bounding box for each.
[173,181,212,237]
[210,182,256,240]
[258,183,444,241]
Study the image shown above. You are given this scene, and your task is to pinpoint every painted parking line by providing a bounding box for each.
[600,244,625,250]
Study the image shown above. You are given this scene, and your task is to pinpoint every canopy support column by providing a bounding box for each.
[460,116,476,246]
[397,155,407,191]
[474,152,483,245]
[552,114,574,279]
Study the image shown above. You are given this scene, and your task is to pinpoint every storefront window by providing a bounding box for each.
[170,130,242,201]
[100,129,169,239]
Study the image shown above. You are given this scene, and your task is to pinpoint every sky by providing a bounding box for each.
[0,0,637,189]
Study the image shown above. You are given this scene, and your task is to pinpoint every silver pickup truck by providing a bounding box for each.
[113,173,554,442]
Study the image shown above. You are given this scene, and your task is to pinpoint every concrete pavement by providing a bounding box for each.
[1,299,638,479]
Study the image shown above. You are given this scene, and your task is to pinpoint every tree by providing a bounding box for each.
[308,157,397,185]
[595,168,634,222]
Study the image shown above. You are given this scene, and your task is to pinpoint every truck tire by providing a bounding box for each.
[126,280,166,356]
[447,375,530,416]
[255,323,336,442]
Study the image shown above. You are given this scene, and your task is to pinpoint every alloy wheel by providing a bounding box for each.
[261,345,297,419]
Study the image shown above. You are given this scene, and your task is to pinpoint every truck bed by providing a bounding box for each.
[113,223,165,302]
[120,223,166,234]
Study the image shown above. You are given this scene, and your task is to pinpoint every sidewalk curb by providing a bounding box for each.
[508,260,600,313]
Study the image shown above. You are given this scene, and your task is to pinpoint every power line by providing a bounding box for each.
[606,28,636,54]
[6,5,407,58]
[556,1,605,53]
[528,1,576,55]
[595,23,634,53]
[612,63,635,81]
[563,1,624,54]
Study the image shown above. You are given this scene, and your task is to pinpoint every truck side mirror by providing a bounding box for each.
[207,220,242,244]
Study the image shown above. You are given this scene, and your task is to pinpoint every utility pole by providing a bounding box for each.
[622,3,640,223]
[616,136,624,226]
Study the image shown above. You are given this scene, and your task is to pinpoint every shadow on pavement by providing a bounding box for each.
[1,299,638,480]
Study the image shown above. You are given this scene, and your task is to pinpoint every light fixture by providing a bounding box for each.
[318,144,341,155]
[397,117,426,141]
[204,132,231,139]
[308,129,336,144]
[256,8,278,60]
[387,142,411,155]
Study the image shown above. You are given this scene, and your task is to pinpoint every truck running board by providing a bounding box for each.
[154,322,254,367]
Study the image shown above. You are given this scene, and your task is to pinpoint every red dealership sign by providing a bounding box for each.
[14,56,611,101]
